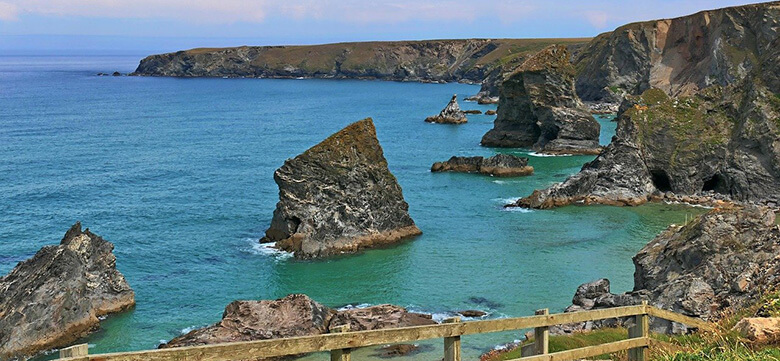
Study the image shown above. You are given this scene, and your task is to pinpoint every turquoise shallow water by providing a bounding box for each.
[0,55,701,360]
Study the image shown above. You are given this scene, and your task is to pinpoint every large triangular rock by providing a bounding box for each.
[0,223,135,359]
[262,118,421,258]
[481,45,601,154]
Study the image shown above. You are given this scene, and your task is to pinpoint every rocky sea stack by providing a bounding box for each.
[0,223,135,360]
[425,95,467,124]
[161,294,435,349]
[558,206,780,334]
[481,45,601,155]
[515,80,780,209]
[261,118,421,258]
[431,154,533,177]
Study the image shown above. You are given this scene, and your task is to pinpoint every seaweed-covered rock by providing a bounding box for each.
[0,223,135,359]
[431,154,533,177]
[425,95,468,124]
[261,118,421,258]
[515,80,780,209]
[329,304,435,331]
[481,45,601,154]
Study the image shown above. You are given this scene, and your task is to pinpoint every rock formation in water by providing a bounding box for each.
[425,95,468,124]
[558,206,780,333]
[132,39,588,85]
[481,45,601,155]
[515,79,780,209]
[431,154,533,177]
[261,118,421,259]
[0,222,135,360]
[573,1,780,101]
[161,294,436,349]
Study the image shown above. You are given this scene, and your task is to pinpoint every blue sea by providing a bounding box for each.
[0,54,702,360]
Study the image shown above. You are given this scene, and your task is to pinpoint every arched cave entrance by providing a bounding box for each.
[650,170,673,192]
[702,174,727,194]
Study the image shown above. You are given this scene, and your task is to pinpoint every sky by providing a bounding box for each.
[0,0,764,53]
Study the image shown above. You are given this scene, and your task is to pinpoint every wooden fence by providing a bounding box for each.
[58,301,710,361]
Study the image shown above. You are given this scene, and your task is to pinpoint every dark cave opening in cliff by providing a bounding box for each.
[650,170,673,192]
[702,174,727,193]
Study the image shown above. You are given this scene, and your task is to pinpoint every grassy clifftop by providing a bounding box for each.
[133,38,589,83]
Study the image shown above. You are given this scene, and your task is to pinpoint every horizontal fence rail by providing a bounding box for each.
[58,303,710,361]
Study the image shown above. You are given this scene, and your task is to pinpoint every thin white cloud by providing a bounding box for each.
[584,11,609,28]
[0,1,19,21]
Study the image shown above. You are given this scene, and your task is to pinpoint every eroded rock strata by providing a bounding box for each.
[515,81,780,209]
[573,1,780,101]
[481,45,601,155]
[0,223,135,360]
[557,206,780,334]
[425,95,468,124]
[161,294,436,350]
[431,154,533,177]
[261,118,421,258]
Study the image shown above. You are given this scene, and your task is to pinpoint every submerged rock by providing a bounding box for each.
[431,154,533,177]
[161,295,435,351]
[481,45,601,154]
[514,81,780,209]
[425,95,468,124]
[373,344,430,358]
[463,109,482,114]
[0,223,135,360]
[458,310,488,318]
[559,206,780,334]
[485,110,497,115]
[261,118,421,258]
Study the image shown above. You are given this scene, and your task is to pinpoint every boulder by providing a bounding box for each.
[0,223,135,359]
[329,304,435,331]
[425,95,468,124]
[481,45,601,155]
[464,110,482,114]
[559,206,780,334]
[261,118,421,258]
[112,71,121,76]
[458,310,488,318]
[514,80,780,209]
[733,318,780,343]
[431,154,533,177]
[485,110,497,115]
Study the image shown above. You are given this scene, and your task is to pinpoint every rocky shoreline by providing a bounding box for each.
[431,154,533,177]
[425,95,468,124]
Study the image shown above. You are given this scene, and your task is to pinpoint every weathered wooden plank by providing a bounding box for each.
[533,309,549,356]
[628,302,649,361]
[58,305,647,361]
[511,337,650,361]
[329,324,351,361]
[443,317,461,361]
[60,344,89,358]
[647,306,713,330]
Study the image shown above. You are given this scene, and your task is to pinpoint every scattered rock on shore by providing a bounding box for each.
[481,45,601,155]
[0,222,135,360]
[261,118,421,258]
[458,310,488,318]
[425,95,468,124]
[431,154,533,177]
[161,295,435,351]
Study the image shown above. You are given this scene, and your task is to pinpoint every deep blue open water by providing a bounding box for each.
[0,54,702,360]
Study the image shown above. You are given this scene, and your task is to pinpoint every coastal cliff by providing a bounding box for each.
[0,223,135,360]
[481,45,601,154]
[573,1,780,101]
[515,77,780,209]
[261,118,421,258]
[132,38,589,85]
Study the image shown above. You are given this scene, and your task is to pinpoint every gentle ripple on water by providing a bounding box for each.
[0,54,706,361]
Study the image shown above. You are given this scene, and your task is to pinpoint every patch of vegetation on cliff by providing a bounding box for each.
[485,328,628,361]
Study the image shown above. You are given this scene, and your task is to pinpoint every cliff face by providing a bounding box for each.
[516,77,780,209]
[481,45,601,154]
[261,118,421,258]
[0,223,135,360]
[574,1,780,101]
[133,38,589,83]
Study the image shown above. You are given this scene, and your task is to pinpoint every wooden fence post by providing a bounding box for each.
[534,309,550,355]
[59,344,88,358]
[443,317,461,361]
[628,301,649,361]
[330,324,351,361]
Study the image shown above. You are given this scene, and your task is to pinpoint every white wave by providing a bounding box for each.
[337,303,373,311]
[503,207,533,213]
[662,200,714,209]
[493,180,507,184]
[493,197,521,204]
[528,152,573,157]
[244,239,294,261]
[181,325,203,334]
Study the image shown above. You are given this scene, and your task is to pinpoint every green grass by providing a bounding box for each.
[488,328,628,361]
